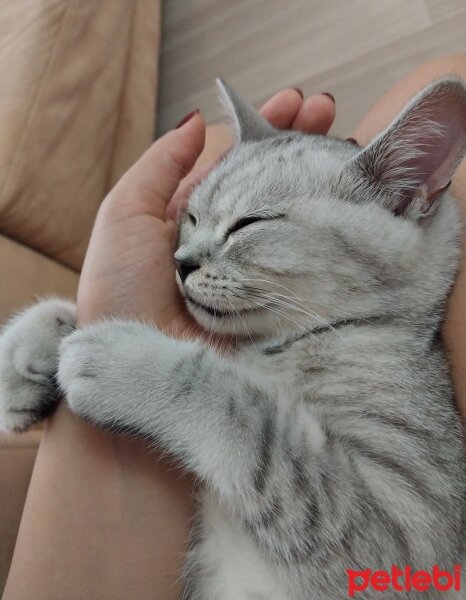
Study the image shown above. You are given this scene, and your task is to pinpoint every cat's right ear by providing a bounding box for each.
[216,78,276,143]
[346,78,466,220]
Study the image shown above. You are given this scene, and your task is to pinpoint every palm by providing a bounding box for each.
[78,203,194,334]
[76,114,208,334]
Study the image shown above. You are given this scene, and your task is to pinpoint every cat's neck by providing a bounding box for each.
[235,313,439,375]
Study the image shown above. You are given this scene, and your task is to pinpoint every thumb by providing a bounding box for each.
[108,112,206,220]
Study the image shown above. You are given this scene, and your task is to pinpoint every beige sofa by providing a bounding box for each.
[0,0,161,589]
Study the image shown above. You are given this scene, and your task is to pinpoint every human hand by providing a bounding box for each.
[77,89,336,336]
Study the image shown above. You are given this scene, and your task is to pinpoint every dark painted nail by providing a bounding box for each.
[175,109,200,129]
[322,92,335,103]
[293,88,304,99]
[345,137,360,146]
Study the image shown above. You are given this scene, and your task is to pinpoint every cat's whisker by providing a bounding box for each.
[230,286,329,335]
[253,291,349,332]
[237,279,342,314]
[226,299,258,351]
[238,277,301,297]
[243,286,342,317]
[229,302,239,350]
[229,290,315,337]
[238,278,331,307]
[239,289,347,341]
[258,304,315,336]
[236,278,369,334]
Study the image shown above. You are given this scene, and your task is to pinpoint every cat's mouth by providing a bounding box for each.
[187,297,231,317]
[187,296,263,318]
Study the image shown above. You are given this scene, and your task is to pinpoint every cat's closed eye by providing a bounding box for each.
[186,212,197,226]
[225,214,284,239]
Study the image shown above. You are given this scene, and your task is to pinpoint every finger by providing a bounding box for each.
[291,94,336,134]
[167,92,336,220]
[167,124,234,221]
[170,90,305,218]
[259,89,303,129]
[167,155,223,221]
[108,113,206,220]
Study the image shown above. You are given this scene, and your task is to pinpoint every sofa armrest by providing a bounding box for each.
[0,235,78,324]
[0,0,161,272]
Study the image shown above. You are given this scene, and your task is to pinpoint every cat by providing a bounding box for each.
[1,78,466,599]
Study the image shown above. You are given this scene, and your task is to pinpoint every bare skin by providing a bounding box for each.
[3,56,466,599]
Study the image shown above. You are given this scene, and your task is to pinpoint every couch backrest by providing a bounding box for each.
[0,0,161,272]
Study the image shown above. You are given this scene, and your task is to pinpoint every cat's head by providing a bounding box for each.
[176,78,466,338]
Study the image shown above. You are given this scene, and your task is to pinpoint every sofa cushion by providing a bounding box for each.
[0,235,78,325]
[0,0,160,272]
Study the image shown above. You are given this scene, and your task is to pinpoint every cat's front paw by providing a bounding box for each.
[0,299,76,432]
[57,321,145,427]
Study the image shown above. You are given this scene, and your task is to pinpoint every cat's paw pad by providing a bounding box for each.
[0,299,76,432]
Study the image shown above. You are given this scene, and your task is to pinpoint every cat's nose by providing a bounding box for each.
[175,258,200,283]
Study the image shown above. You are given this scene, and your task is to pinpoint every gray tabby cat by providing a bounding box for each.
[1,78,465,599]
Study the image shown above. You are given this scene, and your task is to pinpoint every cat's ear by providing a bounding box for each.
[347,78,466,219]
[216,78,276,143]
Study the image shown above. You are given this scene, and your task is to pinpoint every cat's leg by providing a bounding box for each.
[0,299,76,432]
[57,320,282,502]
[58,320,337,567]
[58,320,445,571]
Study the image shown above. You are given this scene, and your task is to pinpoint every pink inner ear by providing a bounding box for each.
[347,80,466,216]
[400,83,466,200]
[423,128,464,196]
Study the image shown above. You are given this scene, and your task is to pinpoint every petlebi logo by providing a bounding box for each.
[346,565,462,597]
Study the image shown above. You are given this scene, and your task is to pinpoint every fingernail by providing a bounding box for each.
[345,137,360,146]
[175,109,200,129]
[293,88,304,99]
[322,92,335,103]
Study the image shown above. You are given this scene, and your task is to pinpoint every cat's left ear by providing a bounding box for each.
[216,78,276,143]
[347,78,466,219]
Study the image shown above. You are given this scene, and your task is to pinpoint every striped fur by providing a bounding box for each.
[1,79,465,598]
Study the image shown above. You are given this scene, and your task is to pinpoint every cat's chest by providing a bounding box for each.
[237,337,321,383]
[193,494,290,600]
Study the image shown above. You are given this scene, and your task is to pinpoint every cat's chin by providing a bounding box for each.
[187,298,234,318]
[186,298,290,339]
[186,298,259,334]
